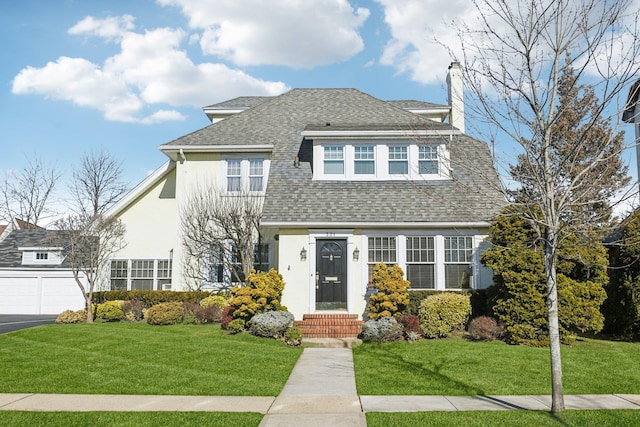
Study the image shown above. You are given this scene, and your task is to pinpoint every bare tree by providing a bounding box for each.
[180,182,263,290]
[53,214,126,322]
[69,151,128,216]
[449,0,640,413]
[0,157,61,226]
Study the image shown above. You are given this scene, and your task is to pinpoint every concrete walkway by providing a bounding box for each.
[2,345,640,425]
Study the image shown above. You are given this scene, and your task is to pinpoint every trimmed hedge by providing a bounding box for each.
[145,302,184,325]
[93,290,210,308]
[96,301,125,322]
[407,289,489,317]
[419,292,471,338]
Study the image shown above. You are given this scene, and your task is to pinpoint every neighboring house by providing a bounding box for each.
[107,62,505,334]
[0,230,87,314]
[623,79,640,194]
[0,218,45,242]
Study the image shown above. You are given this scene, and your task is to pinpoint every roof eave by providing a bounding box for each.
[261,221,491,229]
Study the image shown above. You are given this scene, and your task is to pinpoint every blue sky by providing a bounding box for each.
[1,0,638,215]
[1,0,461,189]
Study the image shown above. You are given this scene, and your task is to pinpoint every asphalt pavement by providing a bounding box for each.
[0,314,58,334]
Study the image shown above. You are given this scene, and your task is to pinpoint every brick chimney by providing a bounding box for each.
[447,61,464,133]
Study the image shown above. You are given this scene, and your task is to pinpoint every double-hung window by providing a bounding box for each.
[226,160,242,192]
[225,158,266,193]
[388,146,408,174]
[324,146,344,175]
[368,236,397,283]
[109,259,172,291]
[406,236,435,289]
[354,146,375,175]
[131,260,154,290]
[444,236,473,289]
[419,146,438,174]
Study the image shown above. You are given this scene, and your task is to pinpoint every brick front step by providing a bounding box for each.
[295,314,363,338]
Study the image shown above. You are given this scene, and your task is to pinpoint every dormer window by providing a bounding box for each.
[388,146,409,174]
[419,145,438,174]
[354,146,375,175]
[36,252,49,260]
[324,146,344,174]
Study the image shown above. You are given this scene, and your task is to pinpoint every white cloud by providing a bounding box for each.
[68,15,135,41]
[12,15,289,124]
[158,0,370,68]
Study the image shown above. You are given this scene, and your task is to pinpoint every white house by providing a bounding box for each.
[106,63,505,336]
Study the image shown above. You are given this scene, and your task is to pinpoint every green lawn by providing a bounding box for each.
[1,411,263,427]
[0,322,302,396]
[354,336,640,395]
[366,410,640,427]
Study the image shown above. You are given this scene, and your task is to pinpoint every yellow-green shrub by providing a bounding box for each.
[200,295,229,309]
[56,309,87,324]
[419,292,471,338]
[145,302,184,325]
[228,269,287,323]
[367,263,410,319]
[96,301,125,322]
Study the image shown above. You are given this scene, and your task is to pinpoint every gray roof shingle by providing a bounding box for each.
[0,230,72,268]
[163,88,505,225]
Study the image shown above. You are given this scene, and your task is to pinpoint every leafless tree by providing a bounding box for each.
[0,157,61,226]
[180,182,263,290]
[69,151,128,216]
[53,214,126,323]
[449,0,640,413]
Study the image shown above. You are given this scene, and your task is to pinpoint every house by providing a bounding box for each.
[0,229,87,314]
[107,62,505,336]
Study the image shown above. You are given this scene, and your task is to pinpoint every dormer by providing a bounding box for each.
[19,246,64,266]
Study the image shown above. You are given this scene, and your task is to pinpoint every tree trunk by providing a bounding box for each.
[84,294,94,323]
[544,230,564,413]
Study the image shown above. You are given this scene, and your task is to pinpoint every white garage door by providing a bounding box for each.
[0,272,86,315]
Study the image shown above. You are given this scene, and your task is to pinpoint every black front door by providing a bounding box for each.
[316,239,347,310]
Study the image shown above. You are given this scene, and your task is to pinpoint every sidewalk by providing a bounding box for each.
[1,345,640,425]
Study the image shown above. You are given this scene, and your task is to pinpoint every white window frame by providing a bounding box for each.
[223,156,269,194]
[315,140,449,181]
[109,258,173,291]
[405,236,436,289]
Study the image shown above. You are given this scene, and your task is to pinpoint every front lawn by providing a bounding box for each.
[366,410,640,427]
[354,336,640,395]
[0,322,302,396]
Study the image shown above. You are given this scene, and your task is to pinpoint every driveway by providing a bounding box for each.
[0,315,58,334]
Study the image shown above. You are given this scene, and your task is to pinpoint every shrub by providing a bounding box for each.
[398,314,422,340]
[96,301,125,322]
[361,316,404,343]
[467,316,504,341]
[249,311,295,338]
[228,269,287,323]
[145,302,184,325]
[284,326,303,346]
[483,207,607,346]
[406,290,489,317]
[200,295,229,309]
[367,263,410,319]
[220,306,234,329]
[419,293,471,338]
[56,309,87,324]
[93,290,210,308]
[122,300,145,322]
[182,302,200,325]
[227,318,245,334]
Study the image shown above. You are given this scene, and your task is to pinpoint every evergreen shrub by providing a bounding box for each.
[122,300,145,322]
[220,306,234,329]
[284,325,303,346]
[361,316,404,343]
[249,311,295,338]
[200,295,229,309]
[367,263,410,319]
[145,302,184,325]
[96,301,125,322]
[227,318,245,334]
[56,309,87,324]
[228,269,287,323]
[419,292,471,338]
[93,290,210,307]
[467,316,504,341]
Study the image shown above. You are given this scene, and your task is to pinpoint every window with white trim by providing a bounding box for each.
[109,259,172,291]
[225,158,267,193]
[419,146,438,174]
[388,146,408,174]
[324,146,344,174]
[444,236,473,289]
[368,236,397,283]
[210,243,270,286]
[406,236,435,289]
[354,146,375,175]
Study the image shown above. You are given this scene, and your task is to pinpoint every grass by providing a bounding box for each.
[353,335,640,395]
[0,322,302,396]
[1,411,263,427]
[366,410,640,427]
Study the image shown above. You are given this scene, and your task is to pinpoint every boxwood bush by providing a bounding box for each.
[93,290,210,308]
[145,302,184,325]
[419,292,471,338]
[56,309,87,324]
[96,301,125,322]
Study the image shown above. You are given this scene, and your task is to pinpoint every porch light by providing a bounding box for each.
[300,247,307,261]
[353,247,360,261]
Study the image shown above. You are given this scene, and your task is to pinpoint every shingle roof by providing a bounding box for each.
[203,96,274,110]
[164,88,505,225]
[0,230,70,268]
